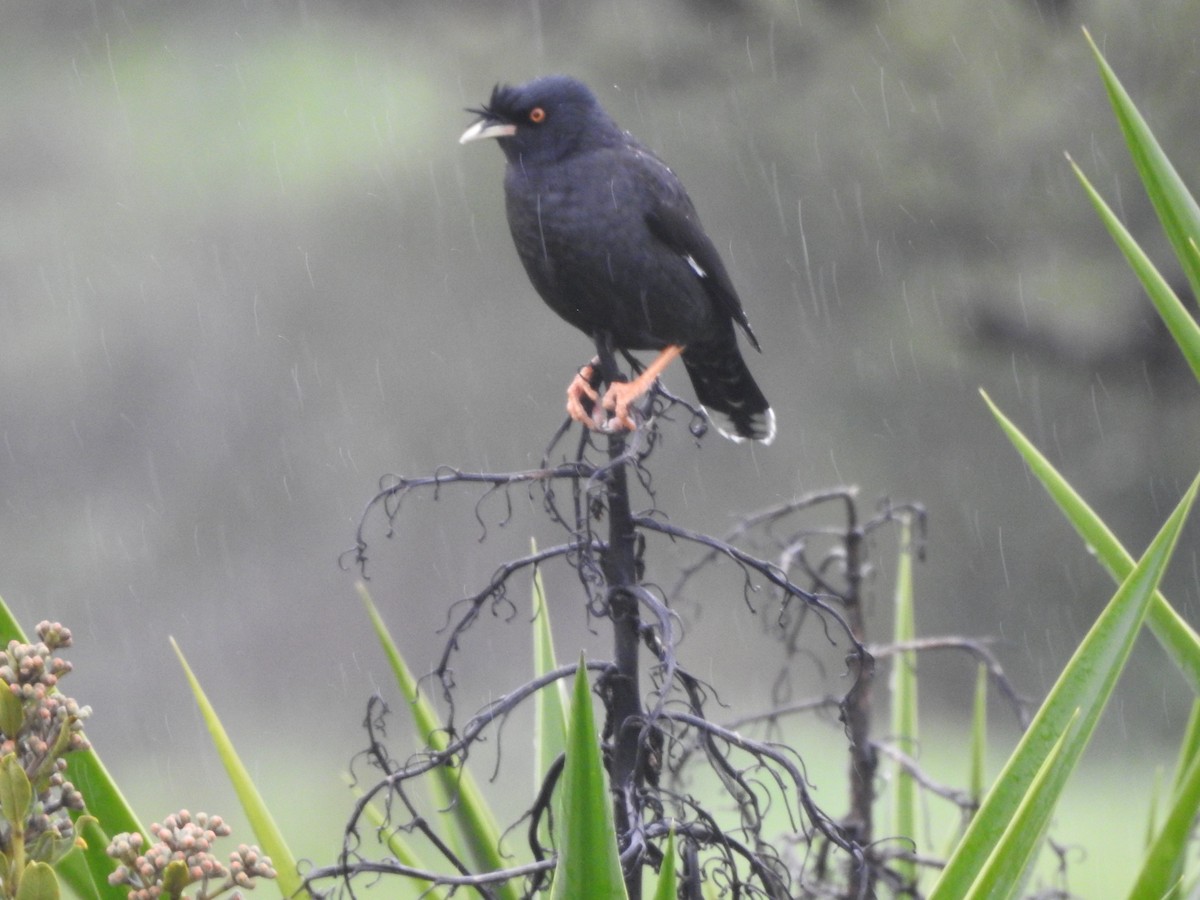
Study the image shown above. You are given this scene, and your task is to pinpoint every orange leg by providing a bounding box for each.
[600,344,685,431]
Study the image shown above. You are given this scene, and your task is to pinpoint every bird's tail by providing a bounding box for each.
[682,344,775,445]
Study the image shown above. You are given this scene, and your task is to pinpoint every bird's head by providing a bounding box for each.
[459,75,622,166]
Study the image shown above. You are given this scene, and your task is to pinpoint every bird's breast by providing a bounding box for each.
[502,158,713,348]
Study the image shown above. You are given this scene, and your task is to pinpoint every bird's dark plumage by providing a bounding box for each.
[460,75,775,444]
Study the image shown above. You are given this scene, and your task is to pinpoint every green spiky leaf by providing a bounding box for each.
[172,638,307,900]
[1068,156,1200,385]
[964,711,1080,900]
[1126,731,1200,899]
[552,658,627,900]
[932,471,1199,897]
[1084,28,1200,306]
[981,392,1200,695]
[531,542,568,779]
[358,584,516,898]
[651,828,678,900]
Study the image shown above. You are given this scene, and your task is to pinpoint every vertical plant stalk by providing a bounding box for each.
[597,343,645,900]
[841,507,878,899]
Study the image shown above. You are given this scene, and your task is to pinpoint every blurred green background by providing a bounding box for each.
[2,0,1198,892]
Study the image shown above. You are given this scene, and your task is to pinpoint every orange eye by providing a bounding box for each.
[529,107,546,123]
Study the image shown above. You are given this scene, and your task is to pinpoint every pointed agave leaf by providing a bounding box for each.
[981,392,1200,694]
[889,516,918,888]
[651,828,678,900]
[552,658,627,900]
[930,472,1199,897]
[1068,156,1200,385]
[531,541,568,777]
[530,542,568,856]
[1126,732,1200,899]
[358,585,516,897]
[171,638,308,900]
[1083,28,1200,306]
[943,664,988,859]
[963,711,1080,900]
[0,597,139,900]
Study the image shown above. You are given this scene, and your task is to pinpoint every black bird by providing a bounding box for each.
[460,75,775,444]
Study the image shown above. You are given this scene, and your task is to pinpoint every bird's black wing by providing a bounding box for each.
[632,146,761,352]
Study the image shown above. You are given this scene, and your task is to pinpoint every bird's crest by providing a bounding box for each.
[464,83,522,123]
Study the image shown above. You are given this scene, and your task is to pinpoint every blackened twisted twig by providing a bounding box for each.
[320,371,904,899]
[342,462,598,578]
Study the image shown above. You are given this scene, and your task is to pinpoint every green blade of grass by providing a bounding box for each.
[551,657,627,900]
[531,541,568,781]
[530,541,568,859]
[969,663,988,810]
[1133,699,1200,896]
[171,637,307,900]
[1125,733,1200,900]
[930,471,1199,897]
[944,663,989,865]
[1084,28,1200,305]
[964,711,1080,900]
[358,584,517,898]
[981,392,1200,694]
[890,515,918,889]
[1067,156,1200,384]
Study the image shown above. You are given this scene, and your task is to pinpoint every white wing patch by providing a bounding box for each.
[684,254,706,278]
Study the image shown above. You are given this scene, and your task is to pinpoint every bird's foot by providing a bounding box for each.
[566,360,642,432]
[599,380,642,432]
[596,349,682,432]
[566,361,608,430]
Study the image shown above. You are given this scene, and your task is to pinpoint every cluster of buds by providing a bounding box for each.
[107,810,276,900]
[0,621,92,869]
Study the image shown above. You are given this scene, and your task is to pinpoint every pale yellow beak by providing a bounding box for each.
[459,120,518,144]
